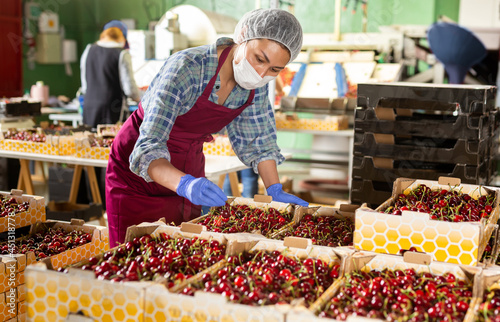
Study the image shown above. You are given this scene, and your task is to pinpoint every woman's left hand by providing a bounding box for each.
[266,183,308,207]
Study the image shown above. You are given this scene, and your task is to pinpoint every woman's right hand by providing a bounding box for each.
[177,174,227,207]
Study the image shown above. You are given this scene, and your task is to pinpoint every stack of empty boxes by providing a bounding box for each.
[351,82,499,207]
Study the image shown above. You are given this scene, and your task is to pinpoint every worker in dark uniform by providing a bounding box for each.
[80,20,140,127]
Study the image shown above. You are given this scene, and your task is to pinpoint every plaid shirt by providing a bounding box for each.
[130,37,285,182]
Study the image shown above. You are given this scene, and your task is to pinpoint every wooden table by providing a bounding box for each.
[0,151,252,224]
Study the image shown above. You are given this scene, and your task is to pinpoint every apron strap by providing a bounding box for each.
[201,45,233,99]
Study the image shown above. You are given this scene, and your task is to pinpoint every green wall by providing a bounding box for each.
[22,0,460,97]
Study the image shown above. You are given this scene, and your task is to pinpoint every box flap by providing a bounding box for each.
[124,222,164,242]
[180,222,205,234]
[344,253,376,274]
[403,251,432,265]
[70,218,85,226]
[283,236,311,249]
[226,240,258,256]
[438,176,461,186]
[254,195,272,203]
[9,189,23,196]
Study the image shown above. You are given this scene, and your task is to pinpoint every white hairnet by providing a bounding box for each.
[233,8,303,63]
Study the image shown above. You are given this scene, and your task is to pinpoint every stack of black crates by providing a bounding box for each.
[351,82,499,207]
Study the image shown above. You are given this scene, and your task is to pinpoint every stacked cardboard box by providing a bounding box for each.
[351,82,498,207]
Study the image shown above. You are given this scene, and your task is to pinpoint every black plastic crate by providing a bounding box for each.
[354,132,493,165]
[354,107,496,140]
[357,82,496,115]
[351,156,491,186]
[350,178,392,208]
[48,166,91,204]
[0,100,41,116]
[46,201,103,222]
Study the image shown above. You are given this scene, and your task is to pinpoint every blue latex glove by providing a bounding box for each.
[177,174,227,207]
[266,183,309,207]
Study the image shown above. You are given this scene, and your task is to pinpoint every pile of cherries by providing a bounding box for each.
[180,249,340,307]
[90,137,114,148]
[319,268,472,321]
[3,129,46,142]
[279,214,354,247]
[0,227,92,260]
[82,233,225,286]
[0,196,29,218]
[199,203,294,237]
[384,184,496,222]
[478,288,500,321]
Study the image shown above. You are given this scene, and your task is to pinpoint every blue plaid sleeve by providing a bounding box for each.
[129,52,202,182]
[226,84,285,173]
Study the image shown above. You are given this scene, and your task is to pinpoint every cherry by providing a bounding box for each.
[385,184,496,223]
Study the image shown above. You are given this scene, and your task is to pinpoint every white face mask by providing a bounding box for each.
[233,43,276,90]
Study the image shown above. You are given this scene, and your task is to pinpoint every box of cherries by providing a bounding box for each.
[269,204,357,248]
[190,196,299,240]
[354,176,499,266]
[25,221,231,321]
[288,251,480,322]
[143,236,348,322]
[1,128,76,155]
[0,189,45,234]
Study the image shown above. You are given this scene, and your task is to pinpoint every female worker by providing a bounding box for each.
[106,8,308,246]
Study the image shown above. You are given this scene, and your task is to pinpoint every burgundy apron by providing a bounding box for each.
[105,46,255,246]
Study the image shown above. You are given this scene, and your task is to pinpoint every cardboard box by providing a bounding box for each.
[25,221,228,322]
[468,267,500,322]
[269,204,357,247]
[190,196,298,239]
[0,135,75,156]
[0,190,45,234]
[0,284,25,322]
[354,177,500,266]
[275,114,349,132]
[74,137,110,160]
[0,255,34,295]
[202,135,235,156]
[143,237,350,322]
[288,251,481,322]
[2,219,108,271]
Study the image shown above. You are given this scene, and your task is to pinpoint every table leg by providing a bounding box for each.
[31,161,46,184]
[68,165,83,204]
[228,172,241,197]
[85,166,106,226]
[17,159,34,195]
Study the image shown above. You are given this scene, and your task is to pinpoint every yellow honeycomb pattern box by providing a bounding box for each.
[287,251,481,322]
[26,265,148,322]
[25,221,225,322]
[354,177,500,266]
[1,135,75,156]
[275,115,349,132]
[144,237,349,322]
[0,284,25,322]
[26,219,109,270]
[203,135,235,156]
[0,190,45,234]
[74,137,110,160]
[0,254,35,294]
